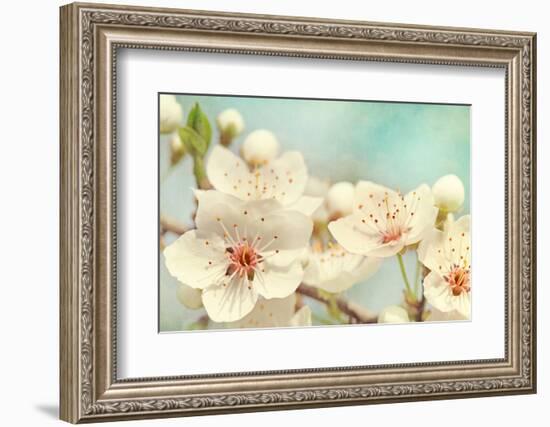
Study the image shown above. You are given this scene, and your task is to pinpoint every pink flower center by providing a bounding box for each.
[226,243,261,281]
[381,226,403,244]
[444,265,471,296]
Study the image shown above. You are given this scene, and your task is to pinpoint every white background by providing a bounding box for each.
[118,50,504,377]
[0,0,545,426]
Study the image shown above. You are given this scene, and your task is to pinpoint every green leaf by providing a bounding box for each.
[186,103,212,148]
[178,126,208,156]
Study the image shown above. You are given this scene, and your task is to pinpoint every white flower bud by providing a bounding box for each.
[169,132,186,165]
[160,95,183,134]
[217,108,245,138]
[326,181,355,217]
[432,174,465,213]
[176,284,203,310]
[378,305,410,324]
[241,129,279,165]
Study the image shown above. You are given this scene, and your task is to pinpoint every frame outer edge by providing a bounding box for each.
[60,2,537,422]
[528,33,537,393]
[60,3,81,424]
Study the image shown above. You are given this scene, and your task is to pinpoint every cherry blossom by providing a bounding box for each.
[329,181,438,257]
[163,191,313,322]
[207,145,322,215]
[418,215,471,318]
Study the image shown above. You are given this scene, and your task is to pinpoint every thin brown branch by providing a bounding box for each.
[296,284,378,324]
[160,214,189,236]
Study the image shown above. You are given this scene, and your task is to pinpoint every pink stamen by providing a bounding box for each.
[381,228,403,244]
[226,242,261,281]
[444,265,471,296]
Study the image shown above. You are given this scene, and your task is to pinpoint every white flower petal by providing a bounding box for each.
[419,214,471,275]
[202,278,258,322]
[354,181,400,212]
[366,241,406,257]
[258,151,308,205]
[286,195,323,216]
[254,261,303,299]
[417,228,446,273]
[328,216,404,257]
[453,291,471,318]
[378,305,410,323]
[163,230,227,289]
[206,146,308,206]
[194,190,284,245]
[194,192,251,242]
[206,146,251,199]
[403,184,438,244]
[230,294,296,328]
[423,271,456,313]
[353,256,383,282]
[256,211,313,267]
[290,305,312,327]
[328,216,371,254]
[452,214,470,234]
[303,247,382,293]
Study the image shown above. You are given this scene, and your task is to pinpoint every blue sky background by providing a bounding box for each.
[159,94,470,332]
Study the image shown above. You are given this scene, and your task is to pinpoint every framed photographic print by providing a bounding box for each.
[60,2,537,423]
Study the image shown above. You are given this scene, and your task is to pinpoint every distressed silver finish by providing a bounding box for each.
[60,2,536,423]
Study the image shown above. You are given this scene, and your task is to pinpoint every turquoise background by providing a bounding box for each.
[159,94,470,331]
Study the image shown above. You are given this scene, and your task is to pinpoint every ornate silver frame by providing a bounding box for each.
[60,2,537,423]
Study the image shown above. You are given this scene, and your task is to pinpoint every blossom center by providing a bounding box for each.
[381,226,403,244]
[444,265,471,296]
[226,243,261,281]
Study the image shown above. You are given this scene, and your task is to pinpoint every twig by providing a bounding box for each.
[296,284,378,324]
[160,214,188,236]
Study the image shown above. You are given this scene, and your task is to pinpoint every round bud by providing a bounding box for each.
[241,129,280,165]
[378,305,410,324]
[216,108,245,139]
[176,284,203,309]
[432,174,465,213]
[159,95,183,134]
[169,132,186,166]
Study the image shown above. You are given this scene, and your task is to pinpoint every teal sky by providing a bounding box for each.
[159,94,470,332]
